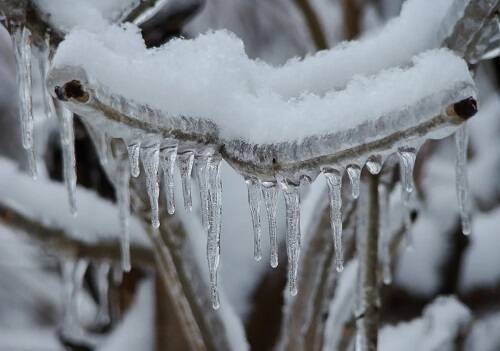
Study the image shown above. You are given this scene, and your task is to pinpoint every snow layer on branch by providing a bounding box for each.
[379,296,471,351]
[0,158,149,247]
[459,208,500,291]
[53,20,473,144]
[33,0,139,32]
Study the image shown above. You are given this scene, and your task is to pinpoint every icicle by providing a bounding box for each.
[455,124,472,235]
[206,154,222,309]
[195,154,210,229]
[398,147,416,246]
[13,25,36,178]
[279,179,301,296]
[245,178,262,261]
[141,142,160,228]
[56,104,77,215]
[261,181,279,268]
[323,169,344,272]
[378,183,391,284]
[178,151,195,211]
[366,155,382,175]
[95,262,111,326]
[116,155,131,272]
[127,141,141,177]
[39,33,56,120]
[346,165,361,199]
[159,142,177,215]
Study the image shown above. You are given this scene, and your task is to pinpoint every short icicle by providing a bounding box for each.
[13,25,36,177]
[178,151,195,212]
[206,154,223,309]
[366,155,382,175]
[397,147,417,246]
[127,141,141,177]
[455,124,472,235]
[346,165,361,199]
[141,142,161,228]
[39,33,56,120]
[159,141,177,215]
[279,178,301,296]
[195,154,210,229]
[323,168,344,272]
[56,103,77,215]
[245,178,262,261]
[116,155,131,272]
[261,181,279,268]
[378,183,391,284]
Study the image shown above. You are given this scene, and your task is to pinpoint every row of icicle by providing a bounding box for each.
[11,25,472,310]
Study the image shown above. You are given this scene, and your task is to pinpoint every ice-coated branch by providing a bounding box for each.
[0,202,154,266]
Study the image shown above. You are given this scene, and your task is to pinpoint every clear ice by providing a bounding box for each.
[366,155,382,175]
[279,179,301,296]
[141,142,161,228]
[398,147,416,246]
[206,154,222,309]
[455,124,472,235]
[159,142,177,215]
[127,141,141,177]
[13,25,36,177]
[346,165,361,199]
[324,169,344,272]
[195,154,210,229]
[39,34,56,120]
[57,104,77,215]
[378,183,391,284]
[261,182,279,268]
[245,178,262,261]
[177,151,195,212]
[116,155,131,272]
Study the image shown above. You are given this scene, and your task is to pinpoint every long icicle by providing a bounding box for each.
[397,147,416,246]
[159,141,177,215]
[279,179,301,296]
[127,141,141,177]
[116,154,131,272]
[347,165,361,199]
[207,154,222,309]
[324,168,344,272]
[57,103,77,215]
[245,178,263,261]
[455,124,472,235]
[195,154,210,229]
[13,25,36,177]
[378,182,391,284]
[178,151,195,212]
[262,181,279,268]
[141,142,161,228]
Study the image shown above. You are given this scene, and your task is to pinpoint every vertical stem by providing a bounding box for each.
[356,174,380,351]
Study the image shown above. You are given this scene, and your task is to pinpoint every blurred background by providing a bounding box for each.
[0,0,499,350]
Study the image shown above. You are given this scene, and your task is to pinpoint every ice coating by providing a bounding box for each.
[160,142,178,215]
[455,124,472,235]
[324,169,344,272]
[140,142,161,228]
[178,151,195,212]
[245,178,263,261]
[261,182,279,268]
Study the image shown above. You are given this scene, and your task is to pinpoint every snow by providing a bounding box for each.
[0,157,150,248]
[465,312,500,351]
[379,296,471,351]
[52,25,473,144]
[459,208,500,291]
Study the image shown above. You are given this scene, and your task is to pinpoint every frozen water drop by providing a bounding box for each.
[127,142,141,177]
[347,165,361,199]
[207,154,222,310]
[159,141,177,215]
[279,178,301,296]
[455,124,472,235]
[261,181,279,268]
[116,155,131,272]
[56,103,77,215]
[323,168,343,273]
[366,155,382,175]
[245,178,262,261]
[178,151,195,212]
[141,142,160,228]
